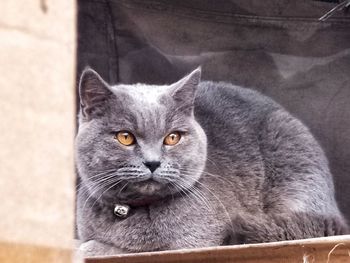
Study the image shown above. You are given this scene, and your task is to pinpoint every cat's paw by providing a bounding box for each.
[324,216,349,236]
[79,240,127,257]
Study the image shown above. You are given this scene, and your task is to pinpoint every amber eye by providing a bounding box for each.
[164,132,181,146]
[115,131,135,146]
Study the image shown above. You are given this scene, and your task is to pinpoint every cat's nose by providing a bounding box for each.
[143,161,161,173]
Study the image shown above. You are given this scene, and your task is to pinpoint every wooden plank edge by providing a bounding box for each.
[85,235,350,263]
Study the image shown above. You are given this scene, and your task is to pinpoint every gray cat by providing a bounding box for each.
[76,67,348,256]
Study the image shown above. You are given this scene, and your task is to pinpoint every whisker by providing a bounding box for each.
[178,168,236,189]
[205,157,219,169]
[176,179,213,212]
[175,170,234,233]
[76,169,118,189]
[191,179,235,233]
[78,172,120,197]
[90,179,124,209]
[82,179,120,210]
[118,182,129,195]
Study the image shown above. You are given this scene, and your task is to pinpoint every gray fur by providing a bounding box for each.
[76,68,348,255]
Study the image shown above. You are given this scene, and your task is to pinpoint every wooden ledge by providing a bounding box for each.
[85,235,350,263]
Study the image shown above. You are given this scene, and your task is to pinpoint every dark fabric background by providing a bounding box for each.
[77,0,350,221]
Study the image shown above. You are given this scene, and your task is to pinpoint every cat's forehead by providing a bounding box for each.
[111,83,169,105]
[107,83,175,134]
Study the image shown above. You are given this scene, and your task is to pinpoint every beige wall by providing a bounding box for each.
[0,0,76,250]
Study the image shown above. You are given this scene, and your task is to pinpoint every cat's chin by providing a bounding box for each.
[116,179,170,207]
[128,179,165,196]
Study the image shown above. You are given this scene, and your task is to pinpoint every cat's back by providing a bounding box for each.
[195,81,340,215]
[195,81,279,127]
[196,81,275,107]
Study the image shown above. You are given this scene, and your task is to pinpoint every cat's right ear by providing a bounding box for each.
[79,68,112,120]
[169,67,201,116]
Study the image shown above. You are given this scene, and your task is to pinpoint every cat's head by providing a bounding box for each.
[75,68,207,205]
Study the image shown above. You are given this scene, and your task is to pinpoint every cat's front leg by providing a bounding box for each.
[79,240,128,257]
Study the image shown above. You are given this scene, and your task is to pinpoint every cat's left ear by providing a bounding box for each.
[170,67,201,115]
